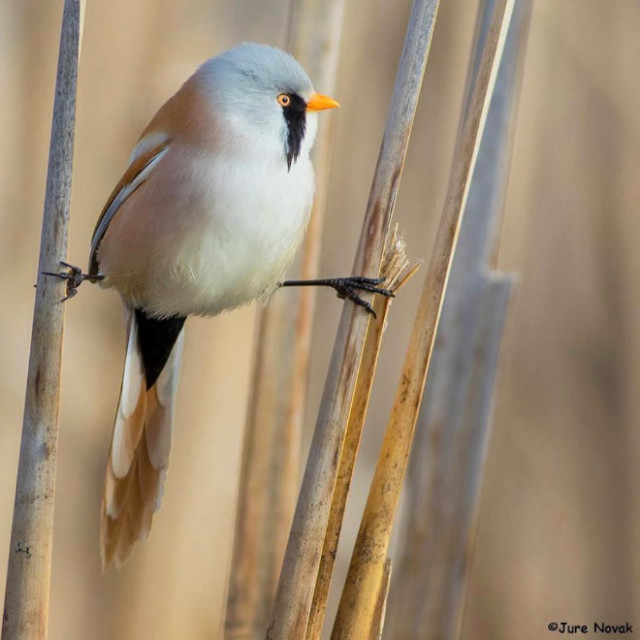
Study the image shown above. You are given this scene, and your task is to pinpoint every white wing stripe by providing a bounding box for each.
[90,147,169,260]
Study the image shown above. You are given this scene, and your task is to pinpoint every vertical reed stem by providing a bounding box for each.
[385,1,532,637]
[368,559,392,640]
[330,1,515,638]
[1,1,84,638]
[304,233,416,640]
[266,1,441,637]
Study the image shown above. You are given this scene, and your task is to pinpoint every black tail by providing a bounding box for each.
[134,309,186,389]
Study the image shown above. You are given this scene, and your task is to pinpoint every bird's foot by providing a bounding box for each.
[326,277,395,317]
[281,276,394,318]
[42,261,104,301]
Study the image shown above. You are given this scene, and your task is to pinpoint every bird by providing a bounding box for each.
[46,42,393,570]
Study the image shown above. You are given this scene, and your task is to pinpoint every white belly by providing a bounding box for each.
[98,146,315,318]
[174,154,315,316]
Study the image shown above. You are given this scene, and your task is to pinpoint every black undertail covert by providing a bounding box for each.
[135,308,186,389]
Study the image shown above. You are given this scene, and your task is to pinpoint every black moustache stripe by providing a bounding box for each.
[283,93,307,170]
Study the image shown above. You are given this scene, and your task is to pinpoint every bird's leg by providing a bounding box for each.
[280,276,394,318]
[42,261,104,301]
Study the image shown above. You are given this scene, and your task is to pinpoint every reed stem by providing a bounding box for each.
[266,1,441,637]
[1,1,84,638]
[304,231,417,640]
[385,1,532,637]
[330,1,515,637]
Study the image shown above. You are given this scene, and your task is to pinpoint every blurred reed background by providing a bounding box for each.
[1,1,639,639]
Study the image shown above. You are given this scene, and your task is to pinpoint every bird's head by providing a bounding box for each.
[197,42,339,169]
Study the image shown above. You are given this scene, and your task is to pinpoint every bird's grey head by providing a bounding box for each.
[196,43,328,169]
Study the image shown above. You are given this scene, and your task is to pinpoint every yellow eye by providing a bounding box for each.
[277,93,291,107]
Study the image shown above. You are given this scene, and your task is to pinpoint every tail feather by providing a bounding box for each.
[101,307,184,571]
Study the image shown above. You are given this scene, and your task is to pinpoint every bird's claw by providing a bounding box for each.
[42,261,103,302]
[330,276,394,319]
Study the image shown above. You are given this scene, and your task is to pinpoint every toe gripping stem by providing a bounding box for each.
[281,276,394,318]
[42,261,104,301]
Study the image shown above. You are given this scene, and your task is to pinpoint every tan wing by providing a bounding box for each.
[88,72,219,276]
[89,136,170,276]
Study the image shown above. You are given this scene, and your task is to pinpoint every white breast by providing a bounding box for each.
[179,149,315,316]
[108,143,316,318]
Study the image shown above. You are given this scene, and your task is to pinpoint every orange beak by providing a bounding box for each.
[306,93,340,112]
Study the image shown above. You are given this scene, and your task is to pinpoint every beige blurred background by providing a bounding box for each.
[1,1,639,638]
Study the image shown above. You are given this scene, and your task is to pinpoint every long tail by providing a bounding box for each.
[101,306,185,571]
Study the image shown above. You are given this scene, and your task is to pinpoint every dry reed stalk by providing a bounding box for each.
[368,559,392,640]
[304,230,418,640]
[330,1,515,638]
[275,0,348,572]
[385,1,532,637]
[266,1,441,637]
[224,2,346,638]
[1,1,84,638]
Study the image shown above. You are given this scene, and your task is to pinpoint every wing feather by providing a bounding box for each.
[89,134,170,275]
